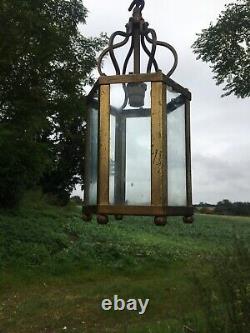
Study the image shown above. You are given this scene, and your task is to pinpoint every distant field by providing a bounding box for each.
[0,201,250,333]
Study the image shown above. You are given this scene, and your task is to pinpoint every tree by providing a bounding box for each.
[215,199,233,215]
[0,0,106,207]
[192,0,249,98]
[0,126,49,207]
[215,200,250,216]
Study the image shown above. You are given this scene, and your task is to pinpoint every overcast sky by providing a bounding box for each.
[75,0,250,204]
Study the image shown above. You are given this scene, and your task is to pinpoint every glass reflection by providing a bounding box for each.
[109,82,151,205]
[167,88,187,206]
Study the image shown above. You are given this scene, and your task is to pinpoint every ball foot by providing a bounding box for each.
[97,215,109,225]
[183,216,194,224]
[115,215,123,221]
[154,216,167,226]
[82,213,92,222]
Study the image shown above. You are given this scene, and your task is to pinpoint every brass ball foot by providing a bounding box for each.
[82,213,92,222]
[115,215,123,221]
[183,216,194,224]
[97,215,109,225]
[154,216,167,226]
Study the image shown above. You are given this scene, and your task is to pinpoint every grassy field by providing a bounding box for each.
[0,195,250,333]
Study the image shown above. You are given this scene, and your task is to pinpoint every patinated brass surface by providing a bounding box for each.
[98,85,110,205]
[99,72,164,85]
[85,205,193,217]
[151,81,167,206]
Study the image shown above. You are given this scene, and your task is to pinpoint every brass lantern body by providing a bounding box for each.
[83,2,193,224]
[84,73,193,223]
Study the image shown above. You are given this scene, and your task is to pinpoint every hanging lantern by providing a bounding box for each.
[83,0,193,225]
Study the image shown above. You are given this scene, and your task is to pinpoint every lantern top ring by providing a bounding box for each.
[97,0,178,77]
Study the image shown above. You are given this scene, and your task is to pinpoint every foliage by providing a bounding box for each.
[194,240,250,333]
[215,199,250,216]
[192,0,250,98]
[197,202,215,208]
[0,127,49,207]
[0,218,237,269]
[0,202,250,332]
[0,0,106,207]
[195,200,250,216]
[1,195,250,270]
[70,195,83,205]
[0,198,250,332]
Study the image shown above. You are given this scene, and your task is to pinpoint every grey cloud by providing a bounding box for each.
[193,151,250,203]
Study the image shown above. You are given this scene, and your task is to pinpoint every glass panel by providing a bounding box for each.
[126,117,151,205]
[109,114,116,204]
[167,87,187,206]
[85,89,99,205]
[109,82,151,205]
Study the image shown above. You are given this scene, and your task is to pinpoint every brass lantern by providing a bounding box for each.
[83,1,193,225]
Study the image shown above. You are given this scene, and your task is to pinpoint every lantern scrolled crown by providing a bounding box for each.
[83,1,193,225]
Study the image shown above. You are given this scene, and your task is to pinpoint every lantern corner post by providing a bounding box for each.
[184,98,194,224]
[97,84,111,224]
[151,81,168,225]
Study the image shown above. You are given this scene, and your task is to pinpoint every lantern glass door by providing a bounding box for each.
[109,82,152,206]
[167,87,187,206]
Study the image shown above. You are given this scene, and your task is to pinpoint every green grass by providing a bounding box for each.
[0,196,250,332]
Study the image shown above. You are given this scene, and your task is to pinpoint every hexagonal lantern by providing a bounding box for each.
[83,0,193,225]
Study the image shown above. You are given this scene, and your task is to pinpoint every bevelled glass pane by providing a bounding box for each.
[85,89,99,205]
[167,87,187,206]
[109,82,151,205]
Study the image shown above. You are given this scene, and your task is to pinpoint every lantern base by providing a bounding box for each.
[97,215,109,225]
[183,216,194,224]
[82,205,194,225]
[154,216,167,226]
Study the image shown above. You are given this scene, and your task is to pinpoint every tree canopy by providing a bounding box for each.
[0,0,106,207]
[192,0,250,98]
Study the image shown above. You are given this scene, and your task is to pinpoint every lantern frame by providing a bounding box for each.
[83,72,193,223]
[83,1,194,224]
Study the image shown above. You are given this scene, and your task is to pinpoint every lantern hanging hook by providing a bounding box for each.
[128,0,145,13]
